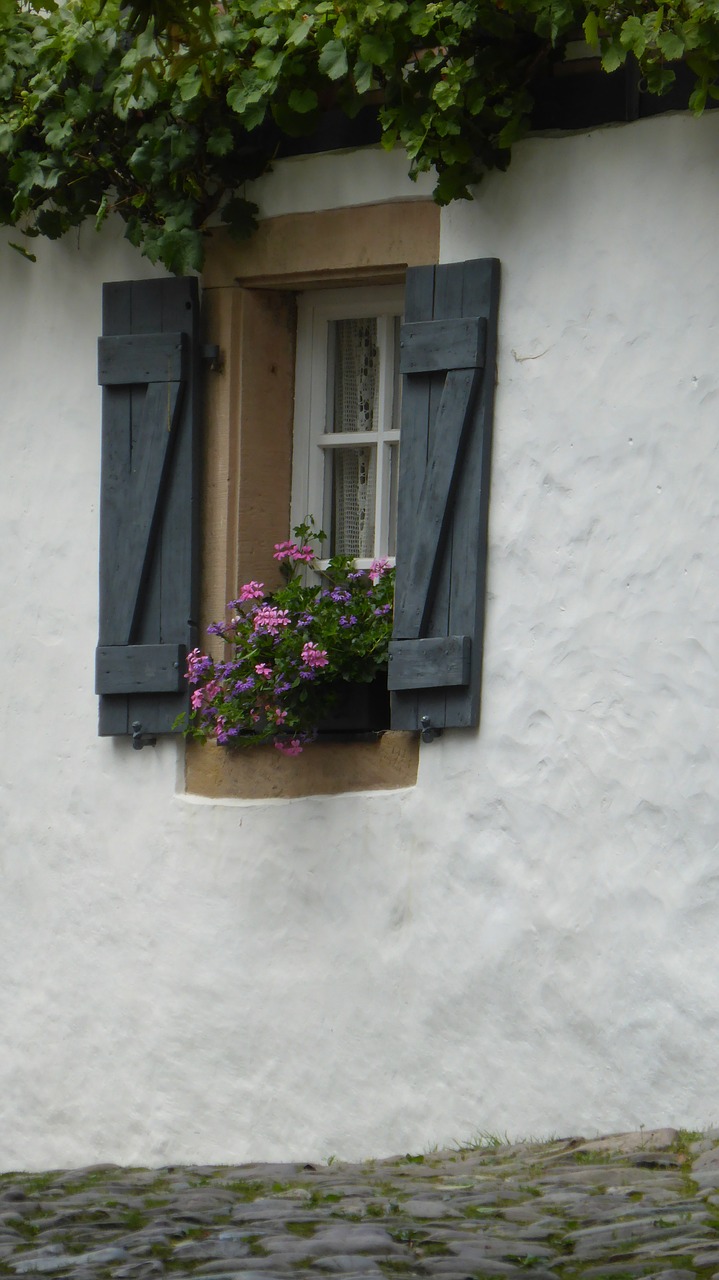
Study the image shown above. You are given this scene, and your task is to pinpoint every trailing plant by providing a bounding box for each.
[183,520,395,754]
[2,0,719,271]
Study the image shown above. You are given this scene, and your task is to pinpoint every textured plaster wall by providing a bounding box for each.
[2,118,719,1172]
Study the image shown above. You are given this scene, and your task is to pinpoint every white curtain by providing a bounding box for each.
[332,318,378,557]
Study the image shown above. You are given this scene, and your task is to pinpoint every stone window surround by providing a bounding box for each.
[185,199,440,800]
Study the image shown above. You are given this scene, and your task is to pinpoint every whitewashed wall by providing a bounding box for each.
[2,112,719,1173]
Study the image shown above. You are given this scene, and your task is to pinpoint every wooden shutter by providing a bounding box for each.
[96,277,201,738]
[389,258,500,732]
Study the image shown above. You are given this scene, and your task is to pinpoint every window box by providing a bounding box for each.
[316,671,390,740]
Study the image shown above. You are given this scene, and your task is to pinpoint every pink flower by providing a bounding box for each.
[273,540,297,561]
[301,642,329,668]
[274,737,304,756]
[273,540,315,564]
[236,580,265,602]
[253,605,290,634]
[255,663,273,678]
[369,557,390,584]
[204,679,222,700]
[190,688,205,710]
[274,708,288,724]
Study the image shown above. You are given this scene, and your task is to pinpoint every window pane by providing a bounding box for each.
[331,318,379,434]
[331,445,376,557]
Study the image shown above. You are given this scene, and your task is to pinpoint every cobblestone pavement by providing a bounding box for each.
[3,1128,719,1280]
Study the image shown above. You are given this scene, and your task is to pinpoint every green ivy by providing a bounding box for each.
[1,0,719,272]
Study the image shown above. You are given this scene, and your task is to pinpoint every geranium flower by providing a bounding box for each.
[274,737,304,755]
[233,581,265,603]
[253,605,291,634]
[301,642,329,668]
[369,557,390,584]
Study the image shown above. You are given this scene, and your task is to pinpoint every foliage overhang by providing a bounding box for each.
[0,0,718,272]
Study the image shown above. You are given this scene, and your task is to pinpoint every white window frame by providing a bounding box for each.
[291,284,405,569]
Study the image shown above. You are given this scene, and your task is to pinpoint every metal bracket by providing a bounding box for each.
[132,721,157,750]
[201,344,222,372]
[420,715,442,743]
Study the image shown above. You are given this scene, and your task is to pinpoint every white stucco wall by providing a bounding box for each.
[2,114,719,1173]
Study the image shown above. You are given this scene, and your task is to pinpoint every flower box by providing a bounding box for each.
[316,672,390,739]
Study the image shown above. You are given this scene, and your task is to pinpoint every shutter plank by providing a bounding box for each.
[98,283,134,736]
[443,258,500,728]
[109,379,183,644]
[387,635,471,690]
[400,317,485,374]
[96,644,186,694]
[98,333,186,385]
[392,365,479,639]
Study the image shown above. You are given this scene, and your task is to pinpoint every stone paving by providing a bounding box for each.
[3,1128,719,1280]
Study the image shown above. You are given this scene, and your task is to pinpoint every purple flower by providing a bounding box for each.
[233,676,255,694]
[330,588,351,603]
[185,648,212,684]
[297,612,315,627]
[373,604,391,617]
[339,615,358,627]
[206,621,226,636]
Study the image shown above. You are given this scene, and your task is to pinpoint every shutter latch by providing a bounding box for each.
[420,715,442,744]
[132,721,157,750]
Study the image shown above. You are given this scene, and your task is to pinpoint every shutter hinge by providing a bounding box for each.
[132,721,157,750]
[201,344,222,372]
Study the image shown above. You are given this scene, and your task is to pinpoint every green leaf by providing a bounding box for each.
[206,125,234,156]
[318,38,348,80]
[601,41,624,73]
[619,15,646,55]
[583,11,599,47]
[657,29,685,60]
[286,14,315,47]
[221,194,258,241]
[353,57,373,95]
[359,31,393,66]
[287,86,318,112]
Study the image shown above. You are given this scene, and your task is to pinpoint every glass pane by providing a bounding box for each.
[387,442,399,558]
[330,318,379,434]
[330,445,377,557]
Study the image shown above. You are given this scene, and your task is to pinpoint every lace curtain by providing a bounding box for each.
[331,318,378,557]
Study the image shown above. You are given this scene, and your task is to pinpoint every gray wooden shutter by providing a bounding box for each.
[389,258,500,732]
[96,276,201,738]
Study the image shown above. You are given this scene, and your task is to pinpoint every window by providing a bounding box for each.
[95,205,503,797]
[292,286,404,565]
